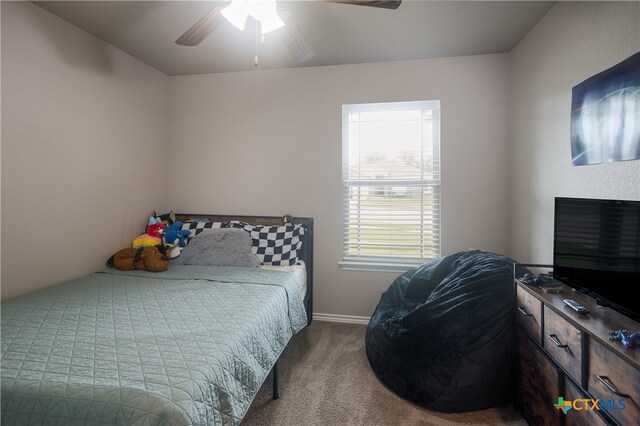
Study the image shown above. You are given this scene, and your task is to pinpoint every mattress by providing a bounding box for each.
[1,266,307,426]
[260,260,307,300]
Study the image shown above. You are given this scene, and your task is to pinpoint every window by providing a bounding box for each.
[340,100,440,272]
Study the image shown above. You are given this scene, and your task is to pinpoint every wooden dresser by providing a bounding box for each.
[515,276,640,425]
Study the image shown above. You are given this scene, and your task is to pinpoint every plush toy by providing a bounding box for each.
[132,234,161,248]
[163,221,190,247]
[163,240,182,259]
[146,217,166,238]
[106,248,137,271]
[134,246,170,272]
[161,221,191,258]
[107,246,170,272]
[153,210,176,228]
[132,217,166,248]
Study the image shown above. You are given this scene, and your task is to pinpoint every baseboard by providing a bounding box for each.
[313,313,370,325]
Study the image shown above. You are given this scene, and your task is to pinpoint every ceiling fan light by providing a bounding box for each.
[246,0,284,34]
[259,11,285,34]
[221,0,249,31]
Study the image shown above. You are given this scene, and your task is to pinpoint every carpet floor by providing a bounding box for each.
[242,321,526,426]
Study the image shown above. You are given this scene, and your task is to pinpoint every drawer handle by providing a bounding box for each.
[518,306,533,317]
[548,334,568,349]
[596,375,630,398]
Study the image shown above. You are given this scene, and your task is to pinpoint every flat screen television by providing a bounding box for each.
[553,197,640,322]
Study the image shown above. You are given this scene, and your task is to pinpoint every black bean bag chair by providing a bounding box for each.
[365,250,519,412]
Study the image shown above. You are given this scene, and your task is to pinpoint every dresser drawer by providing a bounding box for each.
[588,338,640,426]
[517,330,561,426]
[564,378,609,426]
[544,306,582,383]
[516,285,542,343]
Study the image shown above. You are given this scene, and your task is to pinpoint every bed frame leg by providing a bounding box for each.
[271,361,280,401]
[272,361,279,400]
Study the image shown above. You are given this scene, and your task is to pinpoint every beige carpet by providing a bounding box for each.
[242,321,526,426]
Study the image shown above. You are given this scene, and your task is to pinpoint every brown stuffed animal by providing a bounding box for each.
[107,246,169,272]
[134,246,170,272]
[107,248,137,271]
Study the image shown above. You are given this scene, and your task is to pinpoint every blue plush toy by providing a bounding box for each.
[162,221,190,258]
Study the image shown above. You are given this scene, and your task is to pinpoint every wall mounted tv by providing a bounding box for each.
[553,197,640,322]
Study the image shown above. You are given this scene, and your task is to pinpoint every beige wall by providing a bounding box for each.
[170,54,510,317]
[508,2,640,265]
[11,2,633,317]
[1,2,171,299]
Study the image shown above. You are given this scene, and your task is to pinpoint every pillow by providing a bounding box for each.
[172,228,261,267]
[228,221,305,266]
[181,220,227,244]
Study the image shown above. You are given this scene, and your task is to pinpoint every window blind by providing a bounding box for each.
[342,101,441,268]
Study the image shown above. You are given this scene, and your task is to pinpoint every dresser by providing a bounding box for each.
[515,275,640,425]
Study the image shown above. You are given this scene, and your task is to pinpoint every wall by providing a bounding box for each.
[1,2,171,299]
[170,54,510,317]
[509,2,640,264]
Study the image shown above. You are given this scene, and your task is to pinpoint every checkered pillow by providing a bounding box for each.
[228,221,305,266]
[181,221,227,244]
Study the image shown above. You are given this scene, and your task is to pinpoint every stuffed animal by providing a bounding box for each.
[132,217,166,248]
[132,234,161,248]
[106,248,137,271]
[107,246,170,272]
[163,241,182,259]
[162,221,191,259]
[153,210,176,228]
[134,246,170,272]
[163,221,190,247]
[146,217,166,238]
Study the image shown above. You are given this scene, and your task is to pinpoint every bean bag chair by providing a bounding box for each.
[365,250,520,412]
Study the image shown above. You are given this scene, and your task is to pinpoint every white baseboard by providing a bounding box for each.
[313,313,370,325]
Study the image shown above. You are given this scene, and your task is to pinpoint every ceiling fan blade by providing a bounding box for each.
[175,0,232,46]
[278,8,316,63]
[321,0,401,10]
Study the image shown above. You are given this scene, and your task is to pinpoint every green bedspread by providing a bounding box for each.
[1,266,307,425]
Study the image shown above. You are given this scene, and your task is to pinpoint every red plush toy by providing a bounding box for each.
[132,216,166,248]
[146,217,166,238]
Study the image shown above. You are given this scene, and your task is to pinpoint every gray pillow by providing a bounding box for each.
[172,228,261,267]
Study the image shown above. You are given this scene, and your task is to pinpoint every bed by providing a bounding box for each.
[1,213,314,426]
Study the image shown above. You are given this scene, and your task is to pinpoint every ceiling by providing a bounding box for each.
[34,1,555,76]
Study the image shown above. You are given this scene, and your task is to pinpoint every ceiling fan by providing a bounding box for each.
[175,0,401,64]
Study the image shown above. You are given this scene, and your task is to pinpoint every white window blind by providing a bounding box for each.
[341,101,440,271]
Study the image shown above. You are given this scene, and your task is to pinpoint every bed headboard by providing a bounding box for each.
[175,213,314,326]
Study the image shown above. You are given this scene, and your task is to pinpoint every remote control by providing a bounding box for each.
[563,299,590,314]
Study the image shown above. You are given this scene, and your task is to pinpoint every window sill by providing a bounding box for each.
[338,260,425,273]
